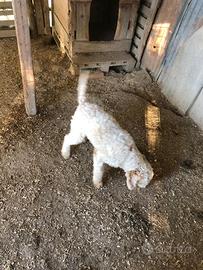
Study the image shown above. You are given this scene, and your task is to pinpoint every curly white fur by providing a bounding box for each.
[62,71,154,190]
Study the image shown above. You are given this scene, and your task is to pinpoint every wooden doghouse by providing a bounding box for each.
[52,0,139,73]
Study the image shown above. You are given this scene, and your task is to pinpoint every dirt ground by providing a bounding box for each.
[0,38,203,270]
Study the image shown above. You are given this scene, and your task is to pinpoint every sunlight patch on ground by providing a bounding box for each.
[145,104,161,154]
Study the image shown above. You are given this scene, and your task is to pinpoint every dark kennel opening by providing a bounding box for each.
[89,0,119,41]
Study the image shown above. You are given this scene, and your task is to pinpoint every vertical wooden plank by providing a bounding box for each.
[27,0,38,37]
[114,3,132,40]
[51,0,54,29]
[141,0,187,77]
[126,1,139,39]
[52,0,69,32]
[71,1,77,35]
[34,0,44,35]
[12,0,37,116]
[42,0,51,34]
[76,1,90,41]
[69,0,76,56]
[132,0,161,67]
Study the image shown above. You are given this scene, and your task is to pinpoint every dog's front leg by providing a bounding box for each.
[93,150,104,189]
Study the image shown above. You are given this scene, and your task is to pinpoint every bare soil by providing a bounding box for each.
[0,38,203,270]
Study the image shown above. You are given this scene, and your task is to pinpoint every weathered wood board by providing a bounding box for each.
[71,51,135,73]
[131,0,161,67]
[53,0,69,33]
[0,1,12,9]
[34,0,44,35]
[12,0,36,115]
[0,29,15,38]
[141,0,187,77]
[73,40,132,53]
[114,3,132,40]
[76,1,91,40]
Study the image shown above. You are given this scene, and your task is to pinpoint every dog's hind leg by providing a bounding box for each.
[93,149,104,189]
[61,132,85,159]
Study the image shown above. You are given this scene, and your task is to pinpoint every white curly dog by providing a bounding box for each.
[61,71,154,190]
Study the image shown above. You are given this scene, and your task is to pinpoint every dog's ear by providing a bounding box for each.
[125,171,142,190]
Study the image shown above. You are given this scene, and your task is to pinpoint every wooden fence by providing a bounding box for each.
[0,0,15,38]
[0,0,51,38]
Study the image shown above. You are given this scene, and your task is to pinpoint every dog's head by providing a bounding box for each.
[125,161,154,190]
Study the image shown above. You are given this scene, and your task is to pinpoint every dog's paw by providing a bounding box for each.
[94,181,103,189]
[61,149,70,160]
[137,180,148,188]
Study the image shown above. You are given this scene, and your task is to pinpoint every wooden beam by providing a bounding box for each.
[0,1,12,9]
[12,0,37,116]
[0,29,16,38]
[0,10,13,16]
[0,20,15,27]
[73,40,132,53]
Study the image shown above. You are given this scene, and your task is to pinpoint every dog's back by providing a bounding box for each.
[73,101,135,167]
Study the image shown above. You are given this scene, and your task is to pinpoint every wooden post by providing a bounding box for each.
[12,0,37,116]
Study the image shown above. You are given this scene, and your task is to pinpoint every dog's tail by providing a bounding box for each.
[77,70,90,104]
